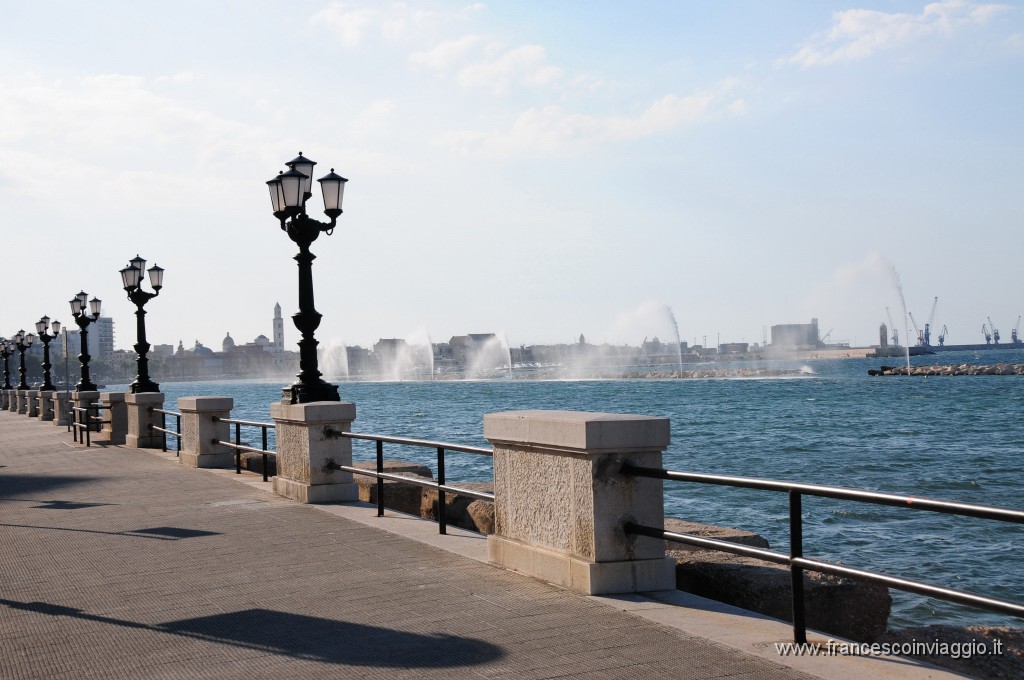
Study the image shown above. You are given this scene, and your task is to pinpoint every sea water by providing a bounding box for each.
[111,348,1024,630]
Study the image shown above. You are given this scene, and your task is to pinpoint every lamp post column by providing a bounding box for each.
[1,341,13,410]
[289,228,338,403]
[76,317,96,392]
[1,341,12,389]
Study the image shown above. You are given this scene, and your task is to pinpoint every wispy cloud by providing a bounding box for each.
[309,2,483,47]
[437,78,746,158]
[309,4,378,47]
[409,34,484,70]
[457,44,563,95]
[412,36,564,95]
[780,0,1011,68]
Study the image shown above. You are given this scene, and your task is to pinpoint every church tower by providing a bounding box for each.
[273,302,284,351]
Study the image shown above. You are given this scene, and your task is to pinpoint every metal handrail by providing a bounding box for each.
[150,407,182,455]
[70,404,105,447]
[212,416,275,482]
[337,430,494,534]
[343,431,493,456]
[621,463,1024,644]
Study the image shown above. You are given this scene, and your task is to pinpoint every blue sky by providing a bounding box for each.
[2,1,1022,350]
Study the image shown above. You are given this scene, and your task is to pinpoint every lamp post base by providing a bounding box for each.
[288,379,340,404]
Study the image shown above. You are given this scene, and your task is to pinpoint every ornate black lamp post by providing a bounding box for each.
[69,292,102,392]
[266,151,348,404]
[120,255,165,393]
[13,330,36,390]
[34,316,62,392]
[1,338,14,389]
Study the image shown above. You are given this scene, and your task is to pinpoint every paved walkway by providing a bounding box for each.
[0,411,952,680]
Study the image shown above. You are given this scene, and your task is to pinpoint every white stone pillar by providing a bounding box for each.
[52,392,71,426]
[37,390,54,421]
[25,390,39,417]
[0,389,8,410]
[271,401,358,504]
[126,392,165,449]
[484,410,676,595]
[7,389,19,412]
[178,397,234,468]
[17,390,29,414]
[98,392,127,445]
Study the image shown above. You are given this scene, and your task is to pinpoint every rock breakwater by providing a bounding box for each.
[869,363,1024,377]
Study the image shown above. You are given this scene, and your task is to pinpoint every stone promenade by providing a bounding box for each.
[0,410,951,680]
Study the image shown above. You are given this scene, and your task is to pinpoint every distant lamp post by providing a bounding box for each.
[69,292,102,392]
[1,338,14,389]
[34,316,62,391]
[13,330,36,390]
[120,255,164,393]
[266,151,348,404]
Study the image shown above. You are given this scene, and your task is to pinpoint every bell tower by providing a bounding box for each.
[273,302,284,351]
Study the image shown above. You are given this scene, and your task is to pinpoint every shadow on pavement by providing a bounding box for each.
[0,473,101,498]
[1,599,505,668]
[0,523,220,541]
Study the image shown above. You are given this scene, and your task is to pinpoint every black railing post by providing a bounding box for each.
[175,414,181,455]
[161,411,167,452]
[437,446,447,535]
[262,426,269,482]
[789,489,807,644]
[235,422,242,474]
[376,439,384,517]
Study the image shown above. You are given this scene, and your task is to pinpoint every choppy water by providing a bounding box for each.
[112,348,1024,630]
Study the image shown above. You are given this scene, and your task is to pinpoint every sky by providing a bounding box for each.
[2,1,1022,351]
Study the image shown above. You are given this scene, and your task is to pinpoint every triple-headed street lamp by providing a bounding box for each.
[1,338,14,390]
[13,330,36,390]
[35,316,62,392]
[266,151,348,404]
[120,255,165,393]
[69,292,102,392]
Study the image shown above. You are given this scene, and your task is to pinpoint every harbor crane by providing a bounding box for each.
[938,325,948,346]
[924,296,938,346]
[908,312,924,346]
[982,324,992,345]
[1013,316,1021,345]
[885,307,900,346]
[988,317,1000,345]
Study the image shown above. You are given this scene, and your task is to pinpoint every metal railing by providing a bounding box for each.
[621,464,1024,644]
[212,416,275,482]
[335,430,494,535]
[150,408,182,455]
[71,403,106,447]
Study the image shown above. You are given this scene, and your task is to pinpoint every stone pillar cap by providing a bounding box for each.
[270,401,356,423]
[178,396,233,412]
[484,410,670,452]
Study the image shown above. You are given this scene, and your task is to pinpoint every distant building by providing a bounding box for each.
[718,342,749,354]
[94,317,115,360]
[771,318,820,349]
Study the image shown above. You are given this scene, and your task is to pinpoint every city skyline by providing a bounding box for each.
[2,2,1022,350]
